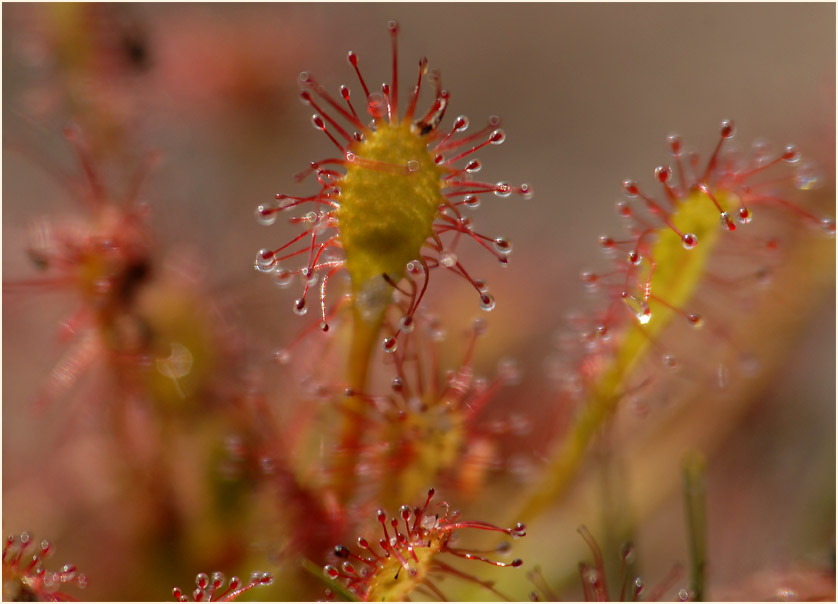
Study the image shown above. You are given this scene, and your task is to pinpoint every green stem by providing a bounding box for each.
[331,305,383,502]
[682,451,707,601]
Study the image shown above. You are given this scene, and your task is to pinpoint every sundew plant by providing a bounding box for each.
[2,4,835,602]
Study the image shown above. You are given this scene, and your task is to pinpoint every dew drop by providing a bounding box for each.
[463,194,480,208]
[720,212,736,231]
[273,267,293,288]
[782,144,800,163]
[490,129,506,144]
[511,522,527,537]
[454,115,469,132]
[678,588,690,601]
[654,165,671,183]
[255,249,275,272]
[254,202,278,226]
[341,561,357,575]
[293,298,308,316]
[794,162,821,190]
[519,183,534,199]
[580,271,599,289]
[628,250,642,266]
[616,200,633,218]
[406,159,420,173]
[623,180,640,196]
[440,251,458,267]
[479,292,496,311]
[681,233,698,249]
[493,237,512,254]
[311,114,326,131]
[323,565,339,579]
[211,572,225,589]
[196,573,210,589]
[398,315,415,333]
[737,207,753,224]
[465,159,482,173]
[633,577,646,596]
[687,313,703,328]
[720,120,735,138]
[495,182,513,197]
[622,294,651,324]
[820,217,836,236]
[662,354,678,370]
[383,337,398,353]
[668,134,682,156]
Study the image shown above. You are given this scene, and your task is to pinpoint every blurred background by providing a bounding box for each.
[3,3,835,601]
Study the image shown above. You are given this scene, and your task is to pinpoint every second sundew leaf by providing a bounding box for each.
[517,121,835,522]
[605,187,733,397]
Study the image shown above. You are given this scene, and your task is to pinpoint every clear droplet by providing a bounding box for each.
[293,298,308,316]
[622,294,651,324]
[720,212,736,231]
[464,194,480,208]
[519,183,534,199]
[681,233,698,249]
[479,292,496,311]
[494,182,512,197]
[490,129,506,145]
[383,337,398,353]
[254,202,278,226]
[398,315,415,333]
[782,144,800,163]
[737,207,753,224]
[255,249,275,272]
[273,267,293,288]
[493,237,512,255]
[794,162,820,190]
[440,251,458,267]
